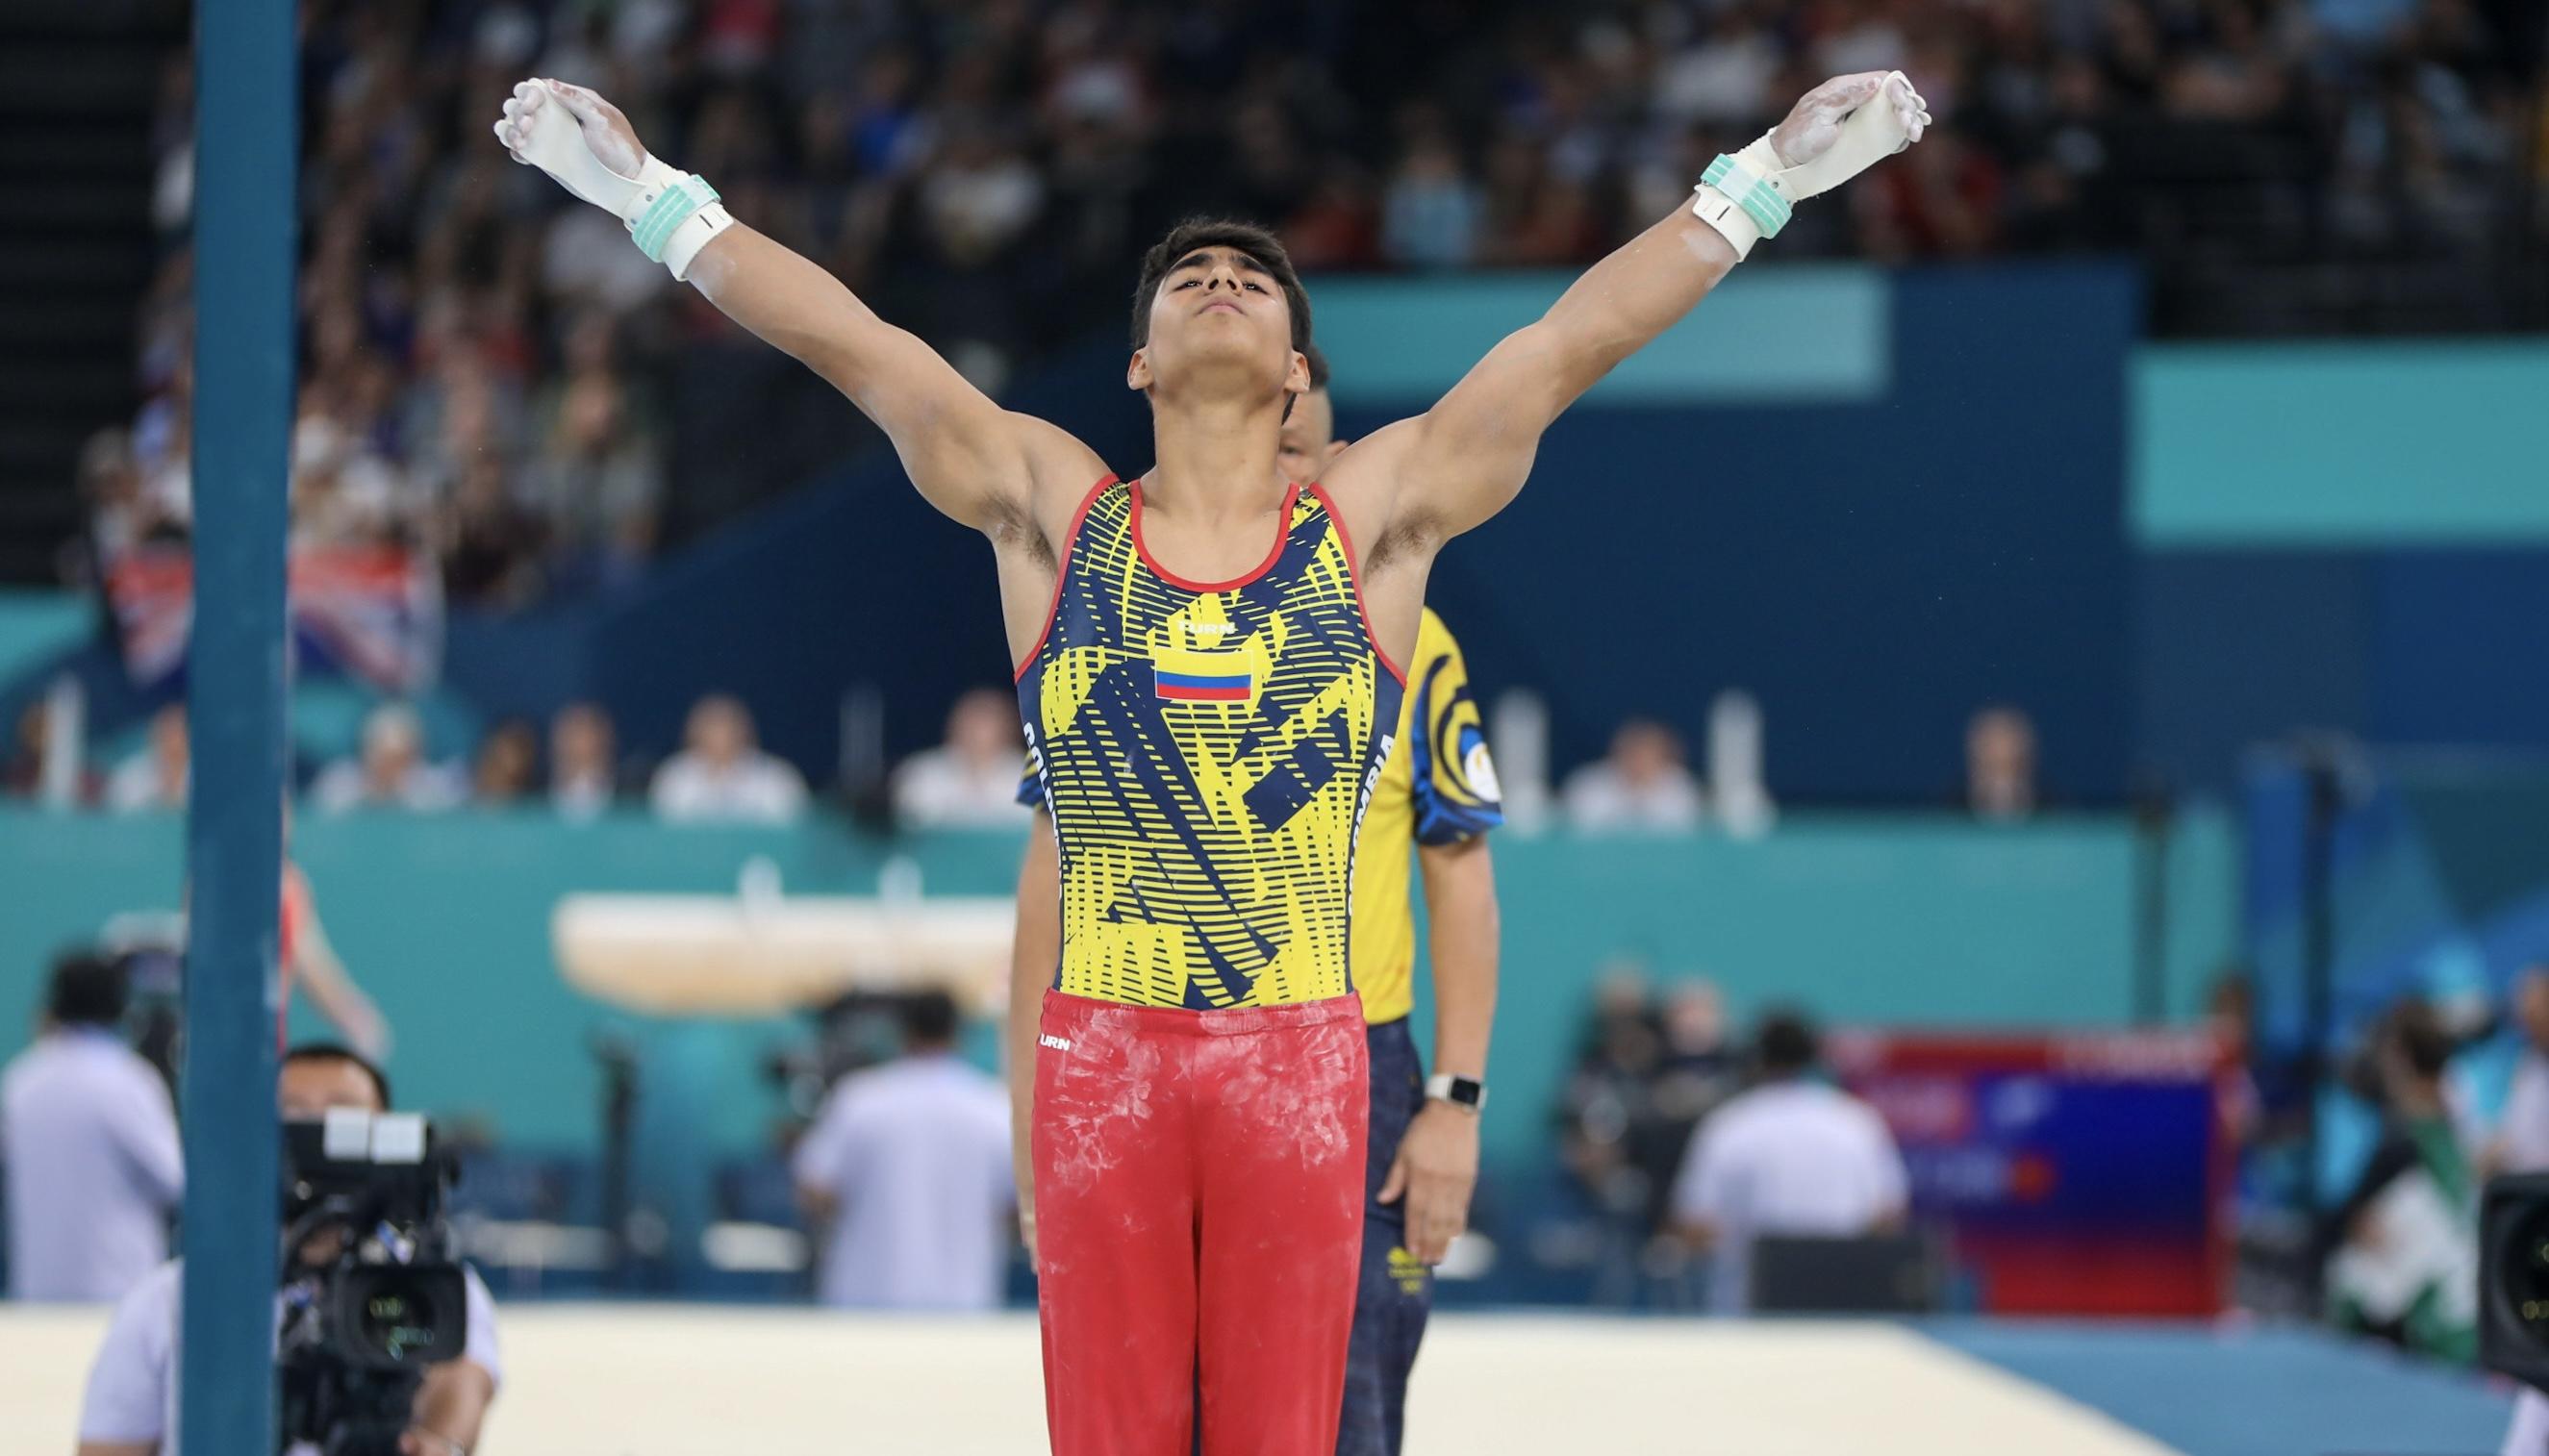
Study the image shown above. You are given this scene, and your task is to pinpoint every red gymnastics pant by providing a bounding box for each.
[1033,990,1370,1456]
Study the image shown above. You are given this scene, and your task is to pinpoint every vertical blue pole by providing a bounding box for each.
[183,0,294,1450]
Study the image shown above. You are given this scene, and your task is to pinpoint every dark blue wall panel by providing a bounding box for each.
[2133,552,2372,790]
[2367,550,2549,749]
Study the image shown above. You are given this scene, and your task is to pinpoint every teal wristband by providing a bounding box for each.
[631,174,719,262]
[1701,154,1791,238]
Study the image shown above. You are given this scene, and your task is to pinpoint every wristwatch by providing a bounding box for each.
[1426,1073,1487,1114]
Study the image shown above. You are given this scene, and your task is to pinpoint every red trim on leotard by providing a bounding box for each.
[1014,475,1119,683]
[1128,480,1299,593]
[1306,483,1406,688]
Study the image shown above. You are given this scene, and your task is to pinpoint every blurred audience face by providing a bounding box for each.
[362,706,424,791]
[1662,981,1727,1055]
[946,690,1019,769]
[1609,719,1684,790]
[687,695,755,767]
[1594,962,1651,1022]
[1967,707,2038,818]
[557,373,624,457]
[80,429,140,512]
[2207,972,2255,1050]
[552,703,616,784]
[13,703,46,764]
[473,720,539,802]
[1274,385,1338,486]
[151,704,189,784]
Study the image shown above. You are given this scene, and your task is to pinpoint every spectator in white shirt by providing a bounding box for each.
[310,703,467,815]
[793,991,1015,1310]
[1562,718,1705,833]
[892,688,1032,829]
[106,706,189,815]
[2,953,182,1303]
[76,1043,500,1456]
[549,701,621,820]
[1670,1009,1908,1314]
[650,694,808,825]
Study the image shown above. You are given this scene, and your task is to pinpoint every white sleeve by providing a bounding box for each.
[1669,1117,1725,1224]
[792,1088,855,1193]
[2505,1388,2549,1456]
[649,761,694,818]
[461,1266,504,1391]
[988,1088,1018,1201]
[114,1063,187,1206]
[311,761,365,814]
[2504,1063,2549,1169]
[769,761,808,817]
[106,758,156,813]
[79,1267,177,1444]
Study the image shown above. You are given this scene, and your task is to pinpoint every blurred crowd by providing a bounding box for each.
[8,680,2047,831]
[1556,701,2043,828]
[82,0,2546,604]
[2,684,1038,830]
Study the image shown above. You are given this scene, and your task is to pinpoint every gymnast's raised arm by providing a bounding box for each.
[492,80,1104,542]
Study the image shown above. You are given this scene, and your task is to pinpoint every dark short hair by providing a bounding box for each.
[1754,1008,1820,1076]
[1129,217,1312,357]
[47,951,128,1028]
[2380,999,2452,1081]
[283,1042,393,1109]
[901,989,960,1048]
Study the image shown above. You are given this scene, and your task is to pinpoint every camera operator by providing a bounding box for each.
[4,950,183,1301]
[74,1044,500,1456]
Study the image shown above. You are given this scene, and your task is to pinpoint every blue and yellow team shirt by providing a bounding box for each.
[1016,477,1403,1010]
[1023,603,1502,1023]
[1349,606,1503,1024]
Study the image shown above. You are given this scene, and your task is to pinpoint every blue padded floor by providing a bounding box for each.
[1930,1319,2512,1456]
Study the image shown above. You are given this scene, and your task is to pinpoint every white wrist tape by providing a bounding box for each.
[1690,71,1919,260]
[1689,138,1788,261]
[628,174,733,282]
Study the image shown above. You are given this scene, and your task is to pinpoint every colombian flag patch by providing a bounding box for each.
[1155,667,1252,702]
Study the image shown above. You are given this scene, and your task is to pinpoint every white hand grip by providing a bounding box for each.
[505,81,670,220]
[1779,73,1926,202]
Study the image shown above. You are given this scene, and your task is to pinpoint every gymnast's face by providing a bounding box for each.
[1128,246,1308,414]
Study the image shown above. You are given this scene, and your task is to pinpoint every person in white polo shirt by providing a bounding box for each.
[76,1044,500,1456]
[1669,1008,1907,1314]
[3,951,182,1303]
[793,990,1014,1311]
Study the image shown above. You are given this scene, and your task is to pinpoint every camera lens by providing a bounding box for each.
[2502,1203,2549,1337]
[359,1280,442,1363]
